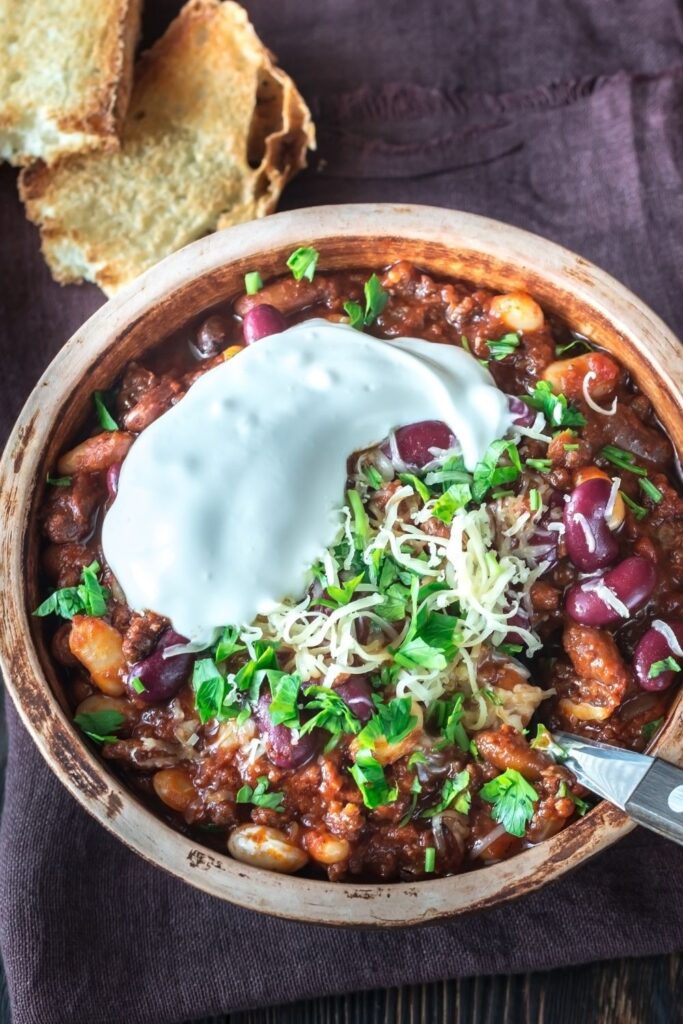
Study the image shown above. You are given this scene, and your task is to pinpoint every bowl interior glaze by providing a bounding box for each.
[2,204,683,926]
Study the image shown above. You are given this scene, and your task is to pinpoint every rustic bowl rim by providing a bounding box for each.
[2,203,682,927]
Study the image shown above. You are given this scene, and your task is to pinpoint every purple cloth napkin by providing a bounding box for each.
[2,2,683,1022]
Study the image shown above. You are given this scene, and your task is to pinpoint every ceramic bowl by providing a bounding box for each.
[2,204,683,925]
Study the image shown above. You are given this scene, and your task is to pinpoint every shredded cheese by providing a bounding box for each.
[582,370,618,416]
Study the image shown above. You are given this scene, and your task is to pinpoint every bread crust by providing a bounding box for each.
[0,0,142,166]
[19,0,316,294]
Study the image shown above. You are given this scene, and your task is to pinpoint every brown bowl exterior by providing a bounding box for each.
[2,204,683,926]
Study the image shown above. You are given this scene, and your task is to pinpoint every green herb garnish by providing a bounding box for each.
[600,445,647,476]
[215,625,246,663]
[300,685,361,737]
[522,381,586,429]
[487,332,520,360]
[621,492,648,520]
[130,676,146,695]
[398,473,432,503]
[421,771,471,818]
[529,488,541,512]
[365,465,384,489]
[349,749,398,808]
[347,488,369,550]
[74,709,125,744]
[33,561,109,619]
[192,658,226,723]
[344,274,389,331]
[356,696,418,750]
[315,572,365,610]
[236,776,285,811]
[244,271,263,295]
[472,440,522,502]
[525,457,552,472]
[268,672,301,729]
[432,483,471,524]
[649,656,680,678]
[46,473,72,487]
[93,390,118,431]
[286,246,319,282]
[479,768,538,837]
[555,336,590,357]
[428,694,468,751]
[557,780,591,817]
[642,717,664,742]
[424,847,436,872]
[639,478,663,503]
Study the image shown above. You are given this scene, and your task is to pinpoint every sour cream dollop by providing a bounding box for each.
[102,319,512,641]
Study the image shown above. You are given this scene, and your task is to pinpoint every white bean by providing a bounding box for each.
[228,824,308,873]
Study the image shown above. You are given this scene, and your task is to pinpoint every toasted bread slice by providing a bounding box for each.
[0,0,141,166]
[19,0,316,295]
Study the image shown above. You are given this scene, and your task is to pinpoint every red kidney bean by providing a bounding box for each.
[125,629,194,703]
[254,692,322,769]
[503,609,531,645]
[633,620,683,691]
[106,462,121,499]
[564,477,619,572]
[382,420,455,469]
[333,675,375,724]
[507,395,536,428]
[565,556,657,626]
[242,304,287,345]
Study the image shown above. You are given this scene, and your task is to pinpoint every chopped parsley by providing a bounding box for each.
[498,642,523,657]
[244,271,263,295]
[487,332,520,361]
[391,581,460,670]
[93,390,118,431]
[398,472,432,503]
[214,625,246,663]
[528,488,541,512]
[300,685,361,737]
[421,770,471,818]
[424,453,471,489]
[192,658,227,723]
[555,336,590,357]
[600,445,647,476]
[432,483,472,524]
[427,694,468,751]
[621,492,648,520]
[33,560,109,619]
[471,439,522,502]
[46,473,71,487]
[356,696,417,750]
[73,709,125,744]
[649,656,681,678]
[268,672,301,729]
[236,776,284,811]
[349,749,398,808]
[286,246,319,282]
[233,642,278,696]
[522,380,586,429]
[479,768,539,837]
[424,847,436,873]
[130,676,146,695]
[642,717,664,742]
[639,477,663,503]
[408,751,427,768]
[344,274,389,331]
[315,572,365,610]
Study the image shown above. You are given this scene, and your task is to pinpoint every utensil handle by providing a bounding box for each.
[625,759,683,845]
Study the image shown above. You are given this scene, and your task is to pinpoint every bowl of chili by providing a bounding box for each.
[2,204,683,925]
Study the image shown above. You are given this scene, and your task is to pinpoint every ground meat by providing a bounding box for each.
[122,610,168,665]
[116,363,158,415]
[43,541,97,587]
[547,429,593,468]
[42,474,106,543]
[122,377,185,432]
